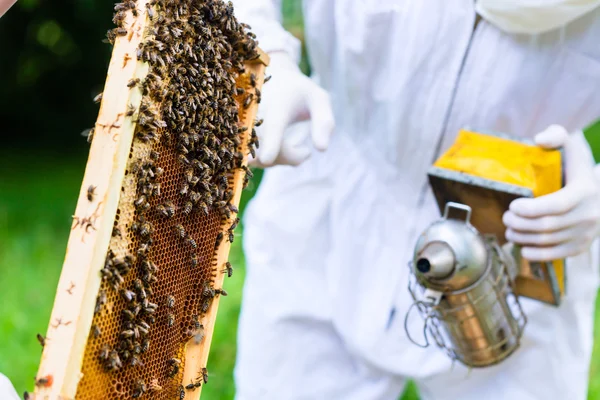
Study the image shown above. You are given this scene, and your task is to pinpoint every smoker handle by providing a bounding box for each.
[443,202,472,224]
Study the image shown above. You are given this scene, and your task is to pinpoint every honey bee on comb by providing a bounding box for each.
[35,0,268,398]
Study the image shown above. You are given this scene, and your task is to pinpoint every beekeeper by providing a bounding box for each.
[232,1,600,399]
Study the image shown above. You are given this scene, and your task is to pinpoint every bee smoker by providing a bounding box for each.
[406,202,527,368]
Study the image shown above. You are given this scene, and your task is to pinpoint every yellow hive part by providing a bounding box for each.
[555,259,565,295]
[434,129,562,197]
[434,129,565,297]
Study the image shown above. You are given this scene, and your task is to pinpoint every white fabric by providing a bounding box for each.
[476,0,600,34]
[232,1,600,399]
[505,126,600,260]
[0,373,20,400]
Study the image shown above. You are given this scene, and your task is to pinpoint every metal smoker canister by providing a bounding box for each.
[407,202,527,368]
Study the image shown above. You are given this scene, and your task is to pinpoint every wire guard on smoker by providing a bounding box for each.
[406,203,527,368]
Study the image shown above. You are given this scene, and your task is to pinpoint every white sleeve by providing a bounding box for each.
[231,0,302,64]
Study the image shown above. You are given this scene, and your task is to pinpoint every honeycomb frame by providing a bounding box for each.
[32,1,268,398]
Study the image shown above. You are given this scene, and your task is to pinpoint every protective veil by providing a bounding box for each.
[231,1,600,399]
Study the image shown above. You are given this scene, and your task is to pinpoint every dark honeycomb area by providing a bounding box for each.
[75,134,224,399]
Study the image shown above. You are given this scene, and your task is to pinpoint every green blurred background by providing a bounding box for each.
[0,1,599,399]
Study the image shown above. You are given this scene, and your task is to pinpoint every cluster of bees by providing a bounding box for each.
[84,0,261,397]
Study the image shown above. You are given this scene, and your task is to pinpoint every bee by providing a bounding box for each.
[142,259,157,273]
[137,243,149,258]
[166,295,175,308]
[174,224,186,239]
[35,375,53,388]
[134,195,147,209]
[104,29,116,45]
[121,329,135,339]
[264,75,272,83]
[145,3,156,20]
[215,288,228,296]
[191,253,199,268]
[186,237,197,249]
[254,118,264,127]
[178,385,185,399]
[202,282,215,298]
[169,358,181,378]
[116,27,128,36]
[99,345,111,360]
[112,226,122,237]
[183,201,193,215]
[139,222,153,237]
[236,87,245,96]
[179,154,190,165]
[92,325,101,338]
[36,333,46,348]
[95,290,107,314]
[223,262,233,278]
[86,185,97,201]
[126,103,136,117]
[132,380,147,398]
[93,92,103,104]
[193,325,205,345]
[142,338,150,353]
[23,391,32,400]
[131,355,144,367]
[200,367,209,384]
[201,298,211,313]
[186,380,202,390]
[138,320,150,332]
[180,183,189,196]
[167,314,175,327]
[144,301,158,314]
[255,87,262,103]
[215,232,223,249]
[127,78,141,88]
[228,203,239,214]
[150,150,160,160]
[120,288,136,302]
[243,93,253,108]
[250,72,257,87]
[80,127,94,143]
[156,204,168,218]
[148,378,162,392]
[228,231,234,243]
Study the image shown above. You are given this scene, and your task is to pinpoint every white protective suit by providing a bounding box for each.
[232,1,600,399]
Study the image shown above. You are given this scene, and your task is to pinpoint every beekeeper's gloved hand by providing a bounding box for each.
[249,52,335,168]
[0,373,20,400]
[503,125,600,261]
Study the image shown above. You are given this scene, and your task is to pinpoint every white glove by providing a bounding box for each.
[503,125,600,261]
[0,373,20,400]
[250,52,335,168]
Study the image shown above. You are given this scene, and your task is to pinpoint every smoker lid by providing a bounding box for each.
[412,203,489,292]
